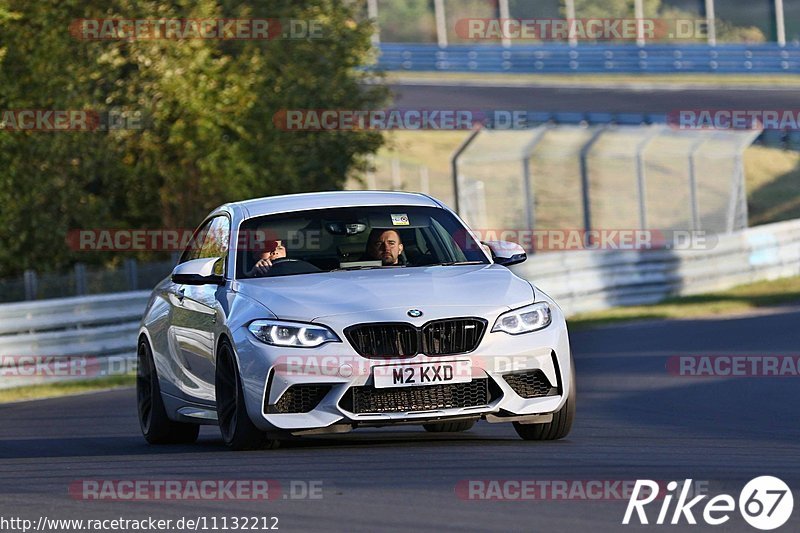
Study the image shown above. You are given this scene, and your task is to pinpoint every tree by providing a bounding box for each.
[0,0,387,277]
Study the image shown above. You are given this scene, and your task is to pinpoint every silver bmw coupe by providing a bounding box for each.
[137,191,575,449]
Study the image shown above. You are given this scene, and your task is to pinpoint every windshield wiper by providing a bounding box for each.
[427,260,485,267]
[330,265,385,272]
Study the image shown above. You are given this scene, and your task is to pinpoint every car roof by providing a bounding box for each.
[227,191,444,218]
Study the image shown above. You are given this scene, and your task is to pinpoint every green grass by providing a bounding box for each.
[745,146,800,225]
[387,71,800,87]
[0,374,135,404]
[569,275,800,330]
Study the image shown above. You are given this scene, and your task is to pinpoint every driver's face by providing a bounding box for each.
[371,230,403,266]
[255,240,285,261]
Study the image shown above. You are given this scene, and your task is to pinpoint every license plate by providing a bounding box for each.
[373,361,471,389]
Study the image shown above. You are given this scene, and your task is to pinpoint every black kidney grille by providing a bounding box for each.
[341,379,490,414]
[345,323,418,357]
[346,318,486,358]
[422,318,486,355]
[503,370,559,398]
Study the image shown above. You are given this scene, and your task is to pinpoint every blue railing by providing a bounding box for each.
[377,43,800,74]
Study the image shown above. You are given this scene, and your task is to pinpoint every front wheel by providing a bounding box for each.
[215,340,279,451]
[514,361,576,441]
[136,339,199,444]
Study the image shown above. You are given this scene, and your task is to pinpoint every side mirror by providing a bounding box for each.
[483,240,527,267]
[171,257,225,286]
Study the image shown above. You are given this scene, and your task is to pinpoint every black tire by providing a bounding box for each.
[215,340,278,451]
[514,362,576,441]
[136,338,200,445]
[423,420,476,433]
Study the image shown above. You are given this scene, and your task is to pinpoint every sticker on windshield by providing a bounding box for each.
[391,213,409,226]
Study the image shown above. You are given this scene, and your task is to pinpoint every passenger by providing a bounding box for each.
[246,239,286,277]
[366,229,404,266]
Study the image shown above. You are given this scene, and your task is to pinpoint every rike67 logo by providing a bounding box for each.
[623,477,794,530]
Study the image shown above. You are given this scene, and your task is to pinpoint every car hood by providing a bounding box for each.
[234,264,534,322]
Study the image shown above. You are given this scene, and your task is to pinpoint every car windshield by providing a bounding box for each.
[235,205,489,279]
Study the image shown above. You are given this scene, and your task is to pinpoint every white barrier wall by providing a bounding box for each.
[513,219,800,316]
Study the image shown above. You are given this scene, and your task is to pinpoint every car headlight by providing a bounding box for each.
[492,302,552,335]
[248,320,340,348]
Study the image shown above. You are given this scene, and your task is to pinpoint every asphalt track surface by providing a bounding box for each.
[1,307,799,533]
[388,82,800,115]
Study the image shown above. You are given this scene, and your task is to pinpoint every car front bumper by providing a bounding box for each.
[232,299,573,434]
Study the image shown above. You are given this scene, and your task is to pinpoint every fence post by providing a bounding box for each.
[774,0,786,46]
[498,0,511,48]
[726,129,760,232]
[634,0,647,47]
[367,0,380,46]
[23,270,38,301]
[391,158,401,190]
[74,263,87,296]
[705,0,717,47]
[434,0,448,48]
[450,128,482,216]
[125,258,138,290]
[365,154,377,190]
[635,126,663,230]
[579,127,607,245]
[419,166,430,194]
[519,124,552,250]
[688,138,708,231]
[726,160,743,233]
[564,0,577,47]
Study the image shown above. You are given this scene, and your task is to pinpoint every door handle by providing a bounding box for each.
[176,288,185,302]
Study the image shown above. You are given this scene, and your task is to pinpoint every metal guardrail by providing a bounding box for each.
[0,259,174,303]
[377,43,800,74]
[1,218,799,389]
[0,291,150,389]
[513,218,800,315]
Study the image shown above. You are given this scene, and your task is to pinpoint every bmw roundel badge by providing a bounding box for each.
[407,309,423,318]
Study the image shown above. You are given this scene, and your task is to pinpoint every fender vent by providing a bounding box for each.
[503,370,558,398]
[267,385,331,414]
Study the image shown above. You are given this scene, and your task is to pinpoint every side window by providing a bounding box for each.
[199,217,231,276]
[179,220,213,264]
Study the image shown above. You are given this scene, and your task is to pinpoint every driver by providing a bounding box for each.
[246,239,286,277]
[366,229,404,266]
